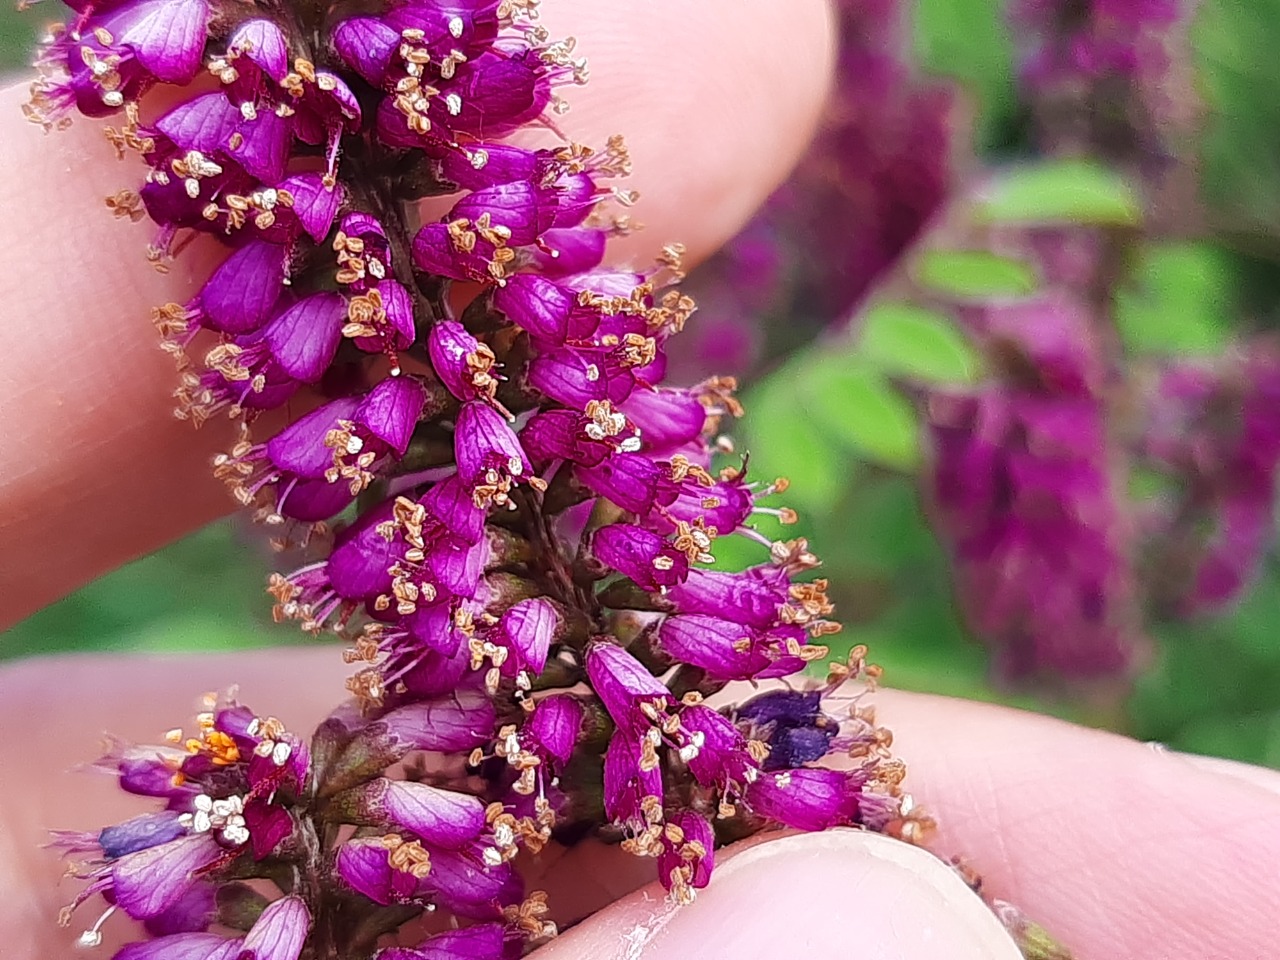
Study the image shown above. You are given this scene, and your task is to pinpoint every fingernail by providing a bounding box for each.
[1176,752,1280,798]
[538,830,1022,960]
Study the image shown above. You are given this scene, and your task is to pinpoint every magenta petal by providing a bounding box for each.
[419,475,486,543]
[244,801,293,860]
[437,142,541,191]
[420,844,517,913]
[524,695,583,767]
[493,273,572,343]
[497,597,558,675]
[279,173,343,243]
[746,768,861,831]
[372,779,487,849]
[379,687,497,753]
[264,293,345,382]
[602,733,663,824]
[584,640,670,736]
[658,812,715,894]
[428,320,486,401]
[591,523,689,592]
[527,228,608,277]
[454,401,530,487]
[622,388,707,450]
[240,896,310,960]
[450,181,551,247]
[228,19,290,81]
[115,934,243,960]
[200,241,288,334]
[155,92,241,156]
[356,377,426,457]
[111,834,221,919]
[230,107,293,182]
[666,567,788,628]
[335,839,408,906]
[112,0,209,83]
[332,17,401,85]
[375,923,509,960]
[266,397,361,477]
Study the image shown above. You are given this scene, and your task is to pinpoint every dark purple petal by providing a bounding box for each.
[334,838,420,906]
[421,844,518,914]
[231,107,293,182]
[199,241,287,335]
[244,801,293,860]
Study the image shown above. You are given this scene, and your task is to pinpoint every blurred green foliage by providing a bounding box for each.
[5,0,1280,772]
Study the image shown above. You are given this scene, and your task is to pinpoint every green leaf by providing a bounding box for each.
[914,250,1038,299]
[739,361,856,514]
[1114,242,1237,356]
[798,356,922,471]
[976,160,1141,226]
[859,302,984,384]
[911,0,1016,150]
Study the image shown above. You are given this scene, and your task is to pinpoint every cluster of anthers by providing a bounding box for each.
[30,0,928,956]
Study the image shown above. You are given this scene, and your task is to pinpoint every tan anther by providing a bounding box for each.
[671,519,717,564]
[104,189,145,222]
[383,834,432,878]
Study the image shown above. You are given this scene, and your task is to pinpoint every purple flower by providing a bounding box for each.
[746,768,862,832]
[454,401,532,508]
[377,923,515,960]
[591,524,691,592]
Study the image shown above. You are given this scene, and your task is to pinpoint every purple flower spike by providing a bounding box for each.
[37,0,912,940]
[591,524,690,592]
[362,778,488,849]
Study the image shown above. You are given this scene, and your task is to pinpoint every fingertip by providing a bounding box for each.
[535,0,838,266]
[536,831,1020,960]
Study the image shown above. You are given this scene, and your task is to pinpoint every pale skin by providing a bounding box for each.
[0,1,1278,957]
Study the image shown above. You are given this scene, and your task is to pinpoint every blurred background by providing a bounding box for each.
[6,0,1280,767]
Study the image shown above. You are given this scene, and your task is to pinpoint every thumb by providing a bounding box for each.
[533,830,1023,960]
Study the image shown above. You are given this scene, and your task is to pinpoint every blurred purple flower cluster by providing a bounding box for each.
[32,0,927,955]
